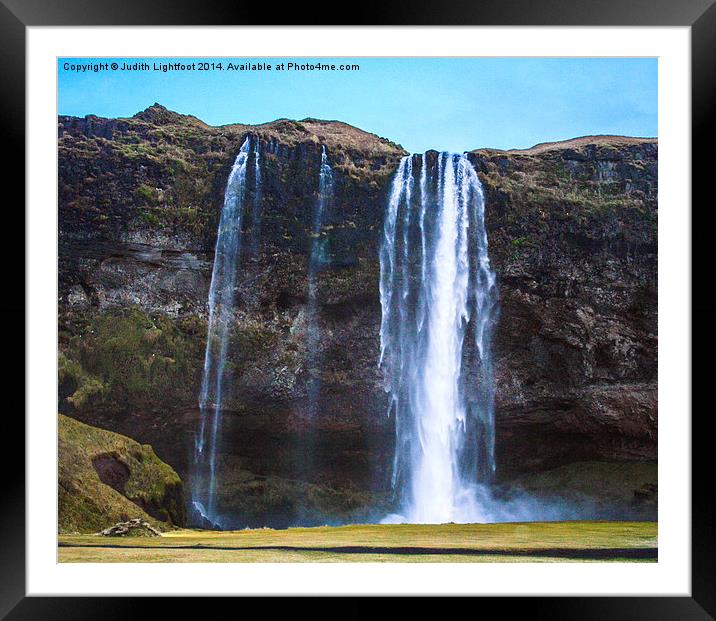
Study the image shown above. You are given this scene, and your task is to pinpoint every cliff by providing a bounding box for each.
[471,137,657,474]
[58,105,657,527]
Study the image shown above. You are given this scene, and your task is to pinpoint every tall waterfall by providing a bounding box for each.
[249,139,263,257]
[379,152,498,524]
[306,146,334,417]
[192,136,260,525]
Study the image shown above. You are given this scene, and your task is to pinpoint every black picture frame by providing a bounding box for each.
[3,0,712,615]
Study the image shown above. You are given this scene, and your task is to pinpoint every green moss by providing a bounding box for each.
[140,210,162,227]
[61,307,203,410]
[479,152,651,225]
[59,352,107,408]
[58,414,185,533]
[168,157,189,173]
[511,460,657,502]
[115,141,160,162]
[135,183,158,203]
[206,468,386,528]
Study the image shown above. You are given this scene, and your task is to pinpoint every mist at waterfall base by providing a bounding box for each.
[378,152,495,524]
[378,152,586,526]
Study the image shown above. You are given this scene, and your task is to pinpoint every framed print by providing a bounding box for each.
[4,0,713,614]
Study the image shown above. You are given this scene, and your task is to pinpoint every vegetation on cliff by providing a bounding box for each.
[59,414,185,533]
[472,136,657,257]
[59,307,205,413]
[58,104,405,250]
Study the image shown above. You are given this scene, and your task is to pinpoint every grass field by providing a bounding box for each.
[58,521,657,563]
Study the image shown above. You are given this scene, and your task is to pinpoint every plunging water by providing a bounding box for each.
[249,139,263,257]
[379,152,498,524]
[306,146,334,417]
[192,136,260,525]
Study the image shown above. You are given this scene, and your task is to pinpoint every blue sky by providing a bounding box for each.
[58,57,657,153]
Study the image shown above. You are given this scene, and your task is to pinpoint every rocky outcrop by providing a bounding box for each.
[58,106,657,525]
[58,413,185,533]
[98,518,162,537]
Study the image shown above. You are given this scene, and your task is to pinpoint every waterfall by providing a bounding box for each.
[249,140,263,257]
[306,146,334,417]
[379,152,498,524]
[192,136,259,525]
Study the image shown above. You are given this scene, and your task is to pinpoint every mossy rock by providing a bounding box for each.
[59,307,204,412]
[58,414,186,533]
[507,460,657,519]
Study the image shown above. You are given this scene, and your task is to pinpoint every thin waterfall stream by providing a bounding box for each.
[249,139,263,258]
[306,146,334,418]
[191,141,337,526]
[379,152,499,524]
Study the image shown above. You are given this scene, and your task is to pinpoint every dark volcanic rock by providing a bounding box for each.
[58,108,657,525]
[469,136,657,474]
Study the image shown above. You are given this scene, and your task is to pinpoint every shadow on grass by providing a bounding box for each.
[58,542,657,560]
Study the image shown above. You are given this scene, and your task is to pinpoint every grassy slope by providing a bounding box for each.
[59,521,657,563]
[59,414,184,533]
[476,134,657,155]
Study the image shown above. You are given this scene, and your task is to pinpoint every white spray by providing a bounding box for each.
[379,152,498,524]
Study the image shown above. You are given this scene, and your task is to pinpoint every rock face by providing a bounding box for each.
[58,414,185,533]
[58,106,657,525]
[471,137,658,476]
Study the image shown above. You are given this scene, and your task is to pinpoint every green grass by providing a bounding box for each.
[58,520,657,563]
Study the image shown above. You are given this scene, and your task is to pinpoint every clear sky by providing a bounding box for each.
[58,57,657,153]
